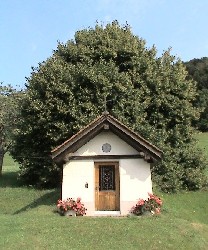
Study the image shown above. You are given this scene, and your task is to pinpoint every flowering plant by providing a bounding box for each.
[57,197,87,216]
[131,193,162,216]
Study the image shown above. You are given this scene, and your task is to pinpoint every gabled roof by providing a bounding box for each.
[51,112,162,165]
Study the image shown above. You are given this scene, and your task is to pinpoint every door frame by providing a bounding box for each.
[94,161,120,211]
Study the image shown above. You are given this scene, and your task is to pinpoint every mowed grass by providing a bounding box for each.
[196,132,208,159]
[0,134,208,250]
[196,132,208,175]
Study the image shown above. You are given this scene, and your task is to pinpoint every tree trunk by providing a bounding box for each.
[0,147,5,176]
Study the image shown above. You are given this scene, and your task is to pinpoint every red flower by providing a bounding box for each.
[155,198,162,205]
[131,193,163,216]
[57,197,87,216]
[76,197,81,202]
[137,199,145,206]
[148,193,155,199]
[155,208,161,214]
[76,203,82,209]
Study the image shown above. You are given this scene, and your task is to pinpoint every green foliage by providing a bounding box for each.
[184,57,208,131]
[184,57,208,90]
[11,21,207,191]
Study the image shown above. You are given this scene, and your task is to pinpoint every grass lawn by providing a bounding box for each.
[0,134,208,250]
[196,132,208,175]
[196,132,208,159]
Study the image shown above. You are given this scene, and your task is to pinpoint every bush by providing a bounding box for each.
[131,193,162,216]
[57,197,87,216]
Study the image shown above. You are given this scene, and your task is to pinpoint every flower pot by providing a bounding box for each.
[143,211,152,216]
[64,210,76,217]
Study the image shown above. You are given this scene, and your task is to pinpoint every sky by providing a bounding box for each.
[1,0,208,89]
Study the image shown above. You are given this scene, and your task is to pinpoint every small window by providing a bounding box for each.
[102,143,111,153]
[99,165,115,191]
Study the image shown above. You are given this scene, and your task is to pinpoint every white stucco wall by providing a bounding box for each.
[119,159,152,215]
[74,131,139,156]
[62,131,152,216]
[62,160,95,215]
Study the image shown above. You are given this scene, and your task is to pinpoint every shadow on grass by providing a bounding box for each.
[0,171,21,188]
[13,188,61,215]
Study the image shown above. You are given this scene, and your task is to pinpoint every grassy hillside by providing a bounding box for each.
[2,153,19,169]
[196,132,208,175]
[196,132,208,159]
[0,135,207,250]
[0,176,207,250]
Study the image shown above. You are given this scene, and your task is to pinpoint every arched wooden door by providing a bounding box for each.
[95,162,120,211]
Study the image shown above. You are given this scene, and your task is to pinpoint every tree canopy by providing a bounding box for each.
[184,57,208,131]
[11,21,207,191]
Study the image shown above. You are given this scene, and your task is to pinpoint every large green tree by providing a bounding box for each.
[11,21,207,191]
[184,57,208,131]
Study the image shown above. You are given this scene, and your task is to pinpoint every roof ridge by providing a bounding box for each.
[106,114,162,153]
[51,114,105,153]
[51,113,162,163]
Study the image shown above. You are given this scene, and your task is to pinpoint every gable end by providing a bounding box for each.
[51,113,162,165]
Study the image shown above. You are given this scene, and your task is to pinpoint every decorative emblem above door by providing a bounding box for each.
[102,143,111,153]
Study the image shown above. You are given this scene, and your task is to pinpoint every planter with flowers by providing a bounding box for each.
[57,197,87,216]
[131,193,162,216]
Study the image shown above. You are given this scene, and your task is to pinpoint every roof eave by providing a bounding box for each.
[51,114,163,163]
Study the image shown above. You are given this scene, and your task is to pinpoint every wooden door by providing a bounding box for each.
[95,162,120,211]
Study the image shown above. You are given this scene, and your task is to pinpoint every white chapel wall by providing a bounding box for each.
[62,131,152,216]
[119,158,152,215]
[74,131,139,156]
[62,160,96,215]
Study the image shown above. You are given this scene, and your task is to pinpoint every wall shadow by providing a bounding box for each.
[0,171,21,188]
[13,188,61,215]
